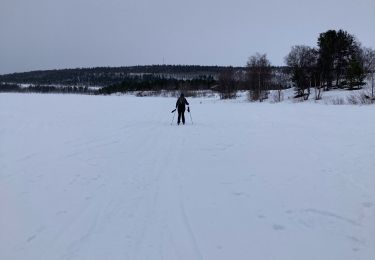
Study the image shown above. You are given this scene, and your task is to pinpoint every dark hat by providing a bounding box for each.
[180,92,184,97]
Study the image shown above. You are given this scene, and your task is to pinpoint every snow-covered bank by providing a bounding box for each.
[0,94,374,260]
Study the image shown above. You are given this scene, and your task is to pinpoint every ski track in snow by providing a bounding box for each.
[0,94,374,260]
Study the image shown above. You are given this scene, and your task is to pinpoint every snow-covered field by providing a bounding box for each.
[0,93,374,260]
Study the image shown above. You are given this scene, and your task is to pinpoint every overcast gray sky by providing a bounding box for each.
[0,0,374,74]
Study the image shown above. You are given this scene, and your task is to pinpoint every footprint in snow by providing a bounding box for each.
[232,191,246,196]
[347,236,365,245]
[362,202,373,208]
[272,224,285,231]
[56,210,68,215]
[27,235,36,242]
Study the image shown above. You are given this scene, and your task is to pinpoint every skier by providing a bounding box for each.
[175,93,189,125]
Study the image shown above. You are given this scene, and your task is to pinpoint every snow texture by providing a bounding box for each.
[0,93,374,260]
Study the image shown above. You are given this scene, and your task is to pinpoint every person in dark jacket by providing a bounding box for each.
[176,93,189,125]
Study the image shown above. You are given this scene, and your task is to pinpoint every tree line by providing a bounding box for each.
[1,29,374,101]
[0,83,96,94]
[0,65,236,87]
[98,75,216,95]
[228,29,375,102]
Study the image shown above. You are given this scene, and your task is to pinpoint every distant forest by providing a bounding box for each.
[1,29,374,101]
[0,65,286,94]
[0,65,238,86]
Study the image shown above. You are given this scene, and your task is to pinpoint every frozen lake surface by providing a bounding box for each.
[0,93,374,260]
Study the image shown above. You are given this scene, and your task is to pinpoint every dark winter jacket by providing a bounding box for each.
[176,96,189,111]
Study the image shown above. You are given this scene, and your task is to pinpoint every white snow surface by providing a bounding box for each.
[0,93,374,260]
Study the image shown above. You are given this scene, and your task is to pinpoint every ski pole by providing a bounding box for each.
[170,108,177,125]
[188,107,193,125]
